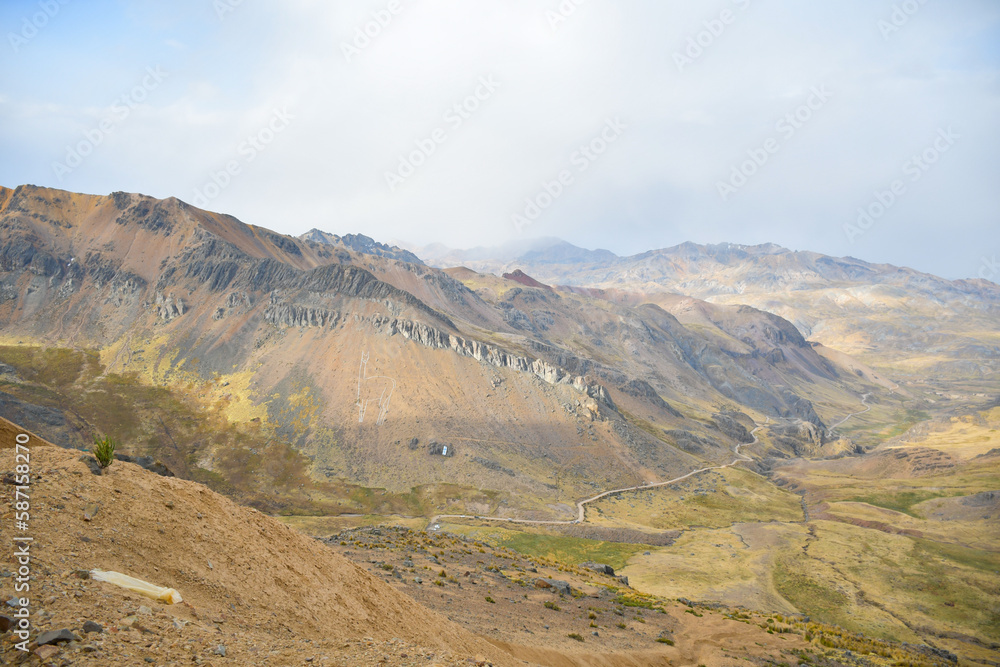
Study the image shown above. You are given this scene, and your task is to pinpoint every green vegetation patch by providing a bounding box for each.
[441,523,648,571]
[844,490,949,518]
[772,556,850,620]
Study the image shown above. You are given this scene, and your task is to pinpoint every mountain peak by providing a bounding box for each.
[501,269,553,291]
[300,228,423,265]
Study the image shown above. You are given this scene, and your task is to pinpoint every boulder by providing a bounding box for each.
[581,561,615,576]
[534,578,571,595]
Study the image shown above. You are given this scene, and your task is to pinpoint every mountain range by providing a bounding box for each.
[0,185,996,516]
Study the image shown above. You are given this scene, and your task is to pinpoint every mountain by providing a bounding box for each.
[301,228,425,265]
[415,239,1000,382]
[0,185,883,517]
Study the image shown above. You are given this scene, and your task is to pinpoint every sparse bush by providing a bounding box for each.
[544,601,560,611]
[568,633,584,642]
[656,637,675,645]
[485,596,495,603]
[92,434,117,469]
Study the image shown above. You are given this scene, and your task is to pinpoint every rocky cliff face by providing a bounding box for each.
[0,184,892,509]
[371,314,614,408]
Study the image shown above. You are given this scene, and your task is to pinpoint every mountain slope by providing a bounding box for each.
[0,427,515,665]
[0,186,886,517]
[417,239,1000,382]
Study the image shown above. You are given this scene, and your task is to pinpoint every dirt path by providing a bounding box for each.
[829,392,871,433]
[429,419,768,529]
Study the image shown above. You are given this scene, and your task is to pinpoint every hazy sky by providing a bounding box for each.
[2,1,998,280]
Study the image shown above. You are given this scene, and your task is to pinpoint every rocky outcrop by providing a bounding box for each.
[112,192,175,235]
[264,304,341,329]
[369,315,615,408]
[154,292,186,320]
[300,229,424,265]
[712,412,754,443]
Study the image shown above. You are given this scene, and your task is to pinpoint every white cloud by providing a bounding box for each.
[1,0,998,279]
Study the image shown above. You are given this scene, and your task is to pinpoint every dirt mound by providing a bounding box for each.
[0,437,517,665]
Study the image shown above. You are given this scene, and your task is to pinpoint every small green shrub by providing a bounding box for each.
[656,637,675,645]
[568,633,584,642]
[92,434,117,469]
[544,601,561,611]
[485,596,495,603]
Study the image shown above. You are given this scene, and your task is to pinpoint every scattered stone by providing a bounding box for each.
[83,503,100,521]
[0,614,15,632]
[79,456,103,475]
[165,500,175,509]
[138,605,152,615]
[413,577,423,584]
[534,578,571,595]
[82,644,99,653]
[215,644,227,657]
[37,628,80,645]
[82,620,103,633]
[34,644,60,660]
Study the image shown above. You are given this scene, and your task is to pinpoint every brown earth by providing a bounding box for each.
[0,428,515,666]
[0,419,966,666]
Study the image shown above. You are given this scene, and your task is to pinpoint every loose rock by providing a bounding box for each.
[37,628,80,645]
[82,620,103,633]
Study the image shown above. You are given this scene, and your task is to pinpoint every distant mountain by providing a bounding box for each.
[501,269,552,291]
[419,239,1000,381]
[0,185,889,516]
[301,229,424,265]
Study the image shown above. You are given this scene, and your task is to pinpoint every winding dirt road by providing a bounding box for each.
[829,393,871,434]
[428,419,768,530]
